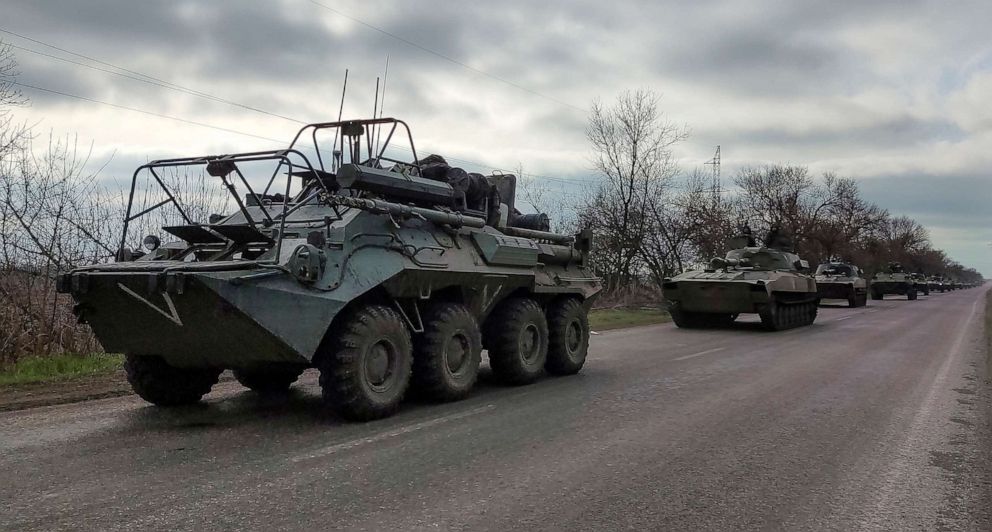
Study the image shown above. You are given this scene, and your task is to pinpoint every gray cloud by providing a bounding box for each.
[3,0,991,272]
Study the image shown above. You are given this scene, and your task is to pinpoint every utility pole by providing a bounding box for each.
[704,145,721,205]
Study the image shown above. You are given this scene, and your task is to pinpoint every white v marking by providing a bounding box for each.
[117,283,184,327]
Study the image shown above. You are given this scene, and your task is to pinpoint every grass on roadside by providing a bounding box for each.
[0,309,667,387]
[0,353,124,386]
[589,307,670,331]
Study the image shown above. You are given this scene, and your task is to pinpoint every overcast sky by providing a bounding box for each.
[3,0,990,273]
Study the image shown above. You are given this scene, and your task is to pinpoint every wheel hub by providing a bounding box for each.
[364,340,396,392]
[519,324,540,362]
[444,332,470,375]
[565,320,582,354]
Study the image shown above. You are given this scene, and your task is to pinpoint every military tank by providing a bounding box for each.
[911,273,931,296]
[814,261,868,307]
[57,118,602,421]
[928,276,946,293]
[662,228,819,331]
[870,262,917,300]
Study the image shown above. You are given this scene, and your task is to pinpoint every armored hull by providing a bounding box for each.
[663,245,818,331]
[814,262,868,307]
[871,272,917,300]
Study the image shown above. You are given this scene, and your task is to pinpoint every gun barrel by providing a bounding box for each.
[330,195,486,229]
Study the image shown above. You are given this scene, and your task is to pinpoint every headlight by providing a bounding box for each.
[143,235,161,251]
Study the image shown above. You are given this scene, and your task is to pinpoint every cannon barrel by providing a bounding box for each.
[329,195,486,229]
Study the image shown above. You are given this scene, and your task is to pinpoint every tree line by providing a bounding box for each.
[0,45,983,365]
[565,89,983,295]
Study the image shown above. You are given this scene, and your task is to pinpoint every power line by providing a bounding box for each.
[1,29,595,185]
[9,80,285,144]
[307,0,585,113]
[0,29,305,124]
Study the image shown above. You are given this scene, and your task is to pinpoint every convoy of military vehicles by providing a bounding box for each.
[56,116,981,421]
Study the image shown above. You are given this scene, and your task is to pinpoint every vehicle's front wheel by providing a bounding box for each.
[907,289,918,301]
[546,298,590,375]
[484,298,548,385]
[124,355,221,406]
[318,305,413,421]
[412,302,482,401]
[234,363,307,395]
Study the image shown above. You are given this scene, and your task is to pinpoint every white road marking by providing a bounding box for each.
[291,404,496,462]
[672,347,726,362]
[834,316,852,321]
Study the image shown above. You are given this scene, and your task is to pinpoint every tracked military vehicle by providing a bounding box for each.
[871,263,917,300]
[814,261,868,307]
[57,118,602,421]
[928,276,946,293]
[662,228,819,331]
[911,273,931,296]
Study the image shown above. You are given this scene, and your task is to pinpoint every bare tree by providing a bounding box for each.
[580,89,687,290]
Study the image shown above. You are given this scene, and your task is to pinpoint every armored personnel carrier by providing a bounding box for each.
[662,228,819,331]
[871,263,917,300]
[814,261,868,307]
[57,118,602,421]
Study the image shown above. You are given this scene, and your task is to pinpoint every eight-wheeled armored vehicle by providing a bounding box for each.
[871,263,917,300]
[57,118,602,420]
[814,262,868,307]
[662,229,819,331]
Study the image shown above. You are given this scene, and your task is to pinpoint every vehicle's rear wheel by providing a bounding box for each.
[124,355,221,406]
[412,302,482,401]
[484,298,548,385]
[318,305,412,421]
[871,291,883,301]
[847,293,858,308]
[234,363,306,395]
[907,289,918,301]
[546,298,590,375]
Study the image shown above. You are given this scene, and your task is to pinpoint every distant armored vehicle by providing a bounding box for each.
[911,273,931,296]
[928,276,946,293]
[663,228,818,331]
[871,263,917,300]
[58,118,602,420]
[814,262,868,307]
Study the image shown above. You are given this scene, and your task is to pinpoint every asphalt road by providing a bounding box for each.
[2,288,991,531]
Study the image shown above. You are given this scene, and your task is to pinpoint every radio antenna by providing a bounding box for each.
[375,55,389,160]
[331,69,349,171]
[369,77,380,162]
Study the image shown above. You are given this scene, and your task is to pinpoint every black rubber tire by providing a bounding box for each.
[124,355,221,406]
[848,293,858,308]
[234,363,306,395]
[484,298,548,385]
[546,298,590,375]
[871,291,883,301]
[923,287,930,296]
[318,305,413,421]
[412,303,482,401]
[907,289,918,301]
